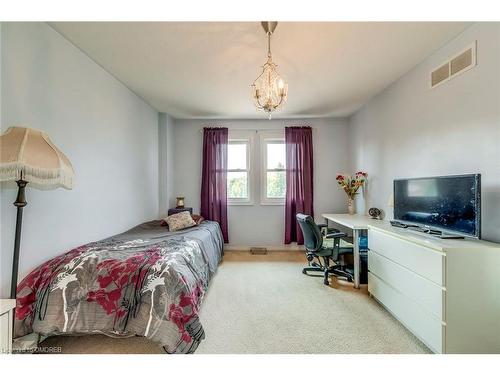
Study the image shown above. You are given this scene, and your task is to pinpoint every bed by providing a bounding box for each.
[14,220,224,354]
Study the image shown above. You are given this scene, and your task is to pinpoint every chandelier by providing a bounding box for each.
[252,21,288,119]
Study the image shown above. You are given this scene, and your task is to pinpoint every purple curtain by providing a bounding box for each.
[200,127,229,243]
[285,126,314,245]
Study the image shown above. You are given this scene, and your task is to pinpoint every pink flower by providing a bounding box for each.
[108,289,122,302]
[97,275,113,288]
[15,293,37,320]
[168,303,193,343]
[167,281,205,344]
[15,245,88,321]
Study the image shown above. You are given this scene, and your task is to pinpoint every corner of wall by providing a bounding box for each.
[158,112,175,216]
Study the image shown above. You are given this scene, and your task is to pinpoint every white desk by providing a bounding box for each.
[322,214,375,288]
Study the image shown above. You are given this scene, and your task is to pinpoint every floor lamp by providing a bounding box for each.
[0,127,74,304]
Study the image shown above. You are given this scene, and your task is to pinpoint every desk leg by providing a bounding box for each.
[353,229,360,289]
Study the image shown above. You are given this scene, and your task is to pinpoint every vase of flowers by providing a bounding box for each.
[347,197,355,215]
[336,172,367,215]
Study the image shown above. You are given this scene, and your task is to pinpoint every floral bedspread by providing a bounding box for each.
[14,220,223,354]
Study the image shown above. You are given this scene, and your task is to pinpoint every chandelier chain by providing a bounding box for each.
[267,32,271,58]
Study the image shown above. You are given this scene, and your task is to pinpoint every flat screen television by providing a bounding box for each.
[393,174,481,239]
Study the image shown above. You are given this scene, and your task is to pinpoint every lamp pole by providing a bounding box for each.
[10,178,27,300]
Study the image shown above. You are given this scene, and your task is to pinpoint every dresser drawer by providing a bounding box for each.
[368,273,444,353]
[368,229,445,285]
[369,250,445,319]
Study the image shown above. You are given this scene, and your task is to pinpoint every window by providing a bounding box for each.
[227,137,251,204]
[261,133,286,205]
[226,130,285,206]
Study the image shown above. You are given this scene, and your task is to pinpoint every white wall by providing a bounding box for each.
[0,22,160,297]
[172,118,352,248]
[0,23,3,288]
[349,23,500,242]
[158,113,175,216]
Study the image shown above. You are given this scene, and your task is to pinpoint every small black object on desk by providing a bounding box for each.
[390,220,408,228]
[168,207,193,216]
[390,220,465,239]
[368,207,382,220]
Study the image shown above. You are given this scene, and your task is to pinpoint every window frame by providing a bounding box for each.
[227,132,253,205]
[260,131,286,205]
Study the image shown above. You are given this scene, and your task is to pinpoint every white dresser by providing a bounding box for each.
[0,299,16,354]
[367,222,500,354]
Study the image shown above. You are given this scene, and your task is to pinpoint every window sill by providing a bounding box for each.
[260,200,285,206]
[228,201,254,206]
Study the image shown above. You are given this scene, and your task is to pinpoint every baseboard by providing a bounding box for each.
[224,244,303,251]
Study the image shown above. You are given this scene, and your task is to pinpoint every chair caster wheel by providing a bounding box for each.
[302,269,307,275]
[323,279,329,286]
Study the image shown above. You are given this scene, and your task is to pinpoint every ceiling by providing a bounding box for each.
[50,22,470,119]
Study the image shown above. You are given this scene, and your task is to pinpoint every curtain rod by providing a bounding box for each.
[198,127,315,133]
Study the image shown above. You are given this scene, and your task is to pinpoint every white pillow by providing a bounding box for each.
[164,211,197,231]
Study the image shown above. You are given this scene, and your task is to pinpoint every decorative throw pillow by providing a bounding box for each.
[165,211,197,231]
[191,214,205,225]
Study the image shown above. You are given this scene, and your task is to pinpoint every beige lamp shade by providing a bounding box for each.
[0,126,74,189]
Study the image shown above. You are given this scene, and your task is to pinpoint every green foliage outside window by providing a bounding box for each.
[267,162,286,198]
[228,172,248,198]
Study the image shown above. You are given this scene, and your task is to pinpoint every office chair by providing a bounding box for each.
[296,214,354,285]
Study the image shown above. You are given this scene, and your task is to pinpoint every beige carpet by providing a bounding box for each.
[40,251,430,354]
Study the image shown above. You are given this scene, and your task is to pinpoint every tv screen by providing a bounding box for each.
[393,174,481,238]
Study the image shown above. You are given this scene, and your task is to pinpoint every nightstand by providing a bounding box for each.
[167,207,193,216]
[1,299,15,354]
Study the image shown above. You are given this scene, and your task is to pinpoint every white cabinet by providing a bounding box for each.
[368,229,445,285]
[368,250,445,319]
[367,223,500,354]
[0,299,15,354]
[368,272,445,352]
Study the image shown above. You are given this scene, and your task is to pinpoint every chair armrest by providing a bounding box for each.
[325,232,347,239]
[317,223,328,229]
[339,247,354,255]
[326,228,340,234]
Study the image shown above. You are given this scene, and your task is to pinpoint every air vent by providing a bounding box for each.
[431,63,450,87]
[451,48,473,75]
[250,247,267,255]
[430,41,476,88]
